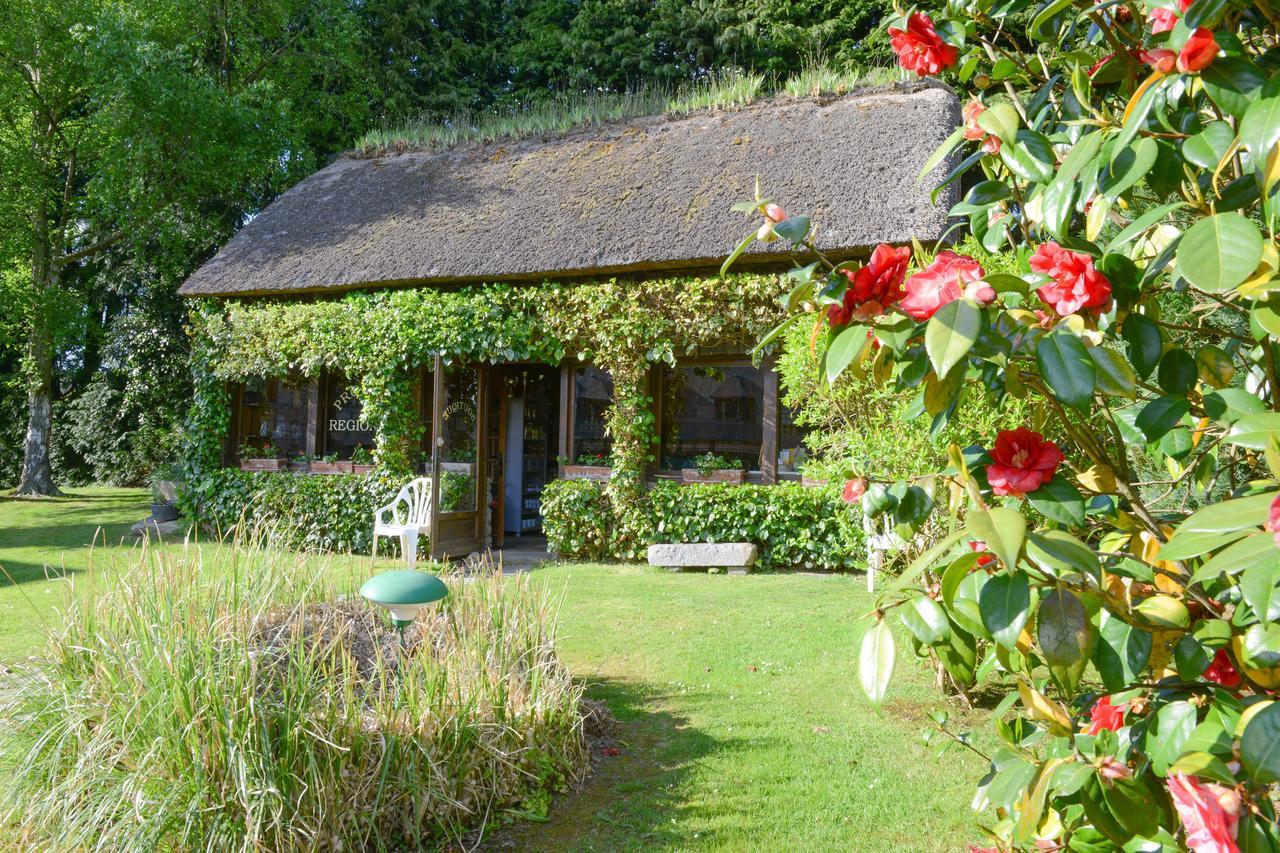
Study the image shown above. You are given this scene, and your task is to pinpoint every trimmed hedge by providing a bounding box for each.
[181,469,399,554]
[542,479,867,572]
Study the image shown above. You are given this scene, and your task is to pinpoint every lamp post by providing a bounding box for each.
[359,570,449,646]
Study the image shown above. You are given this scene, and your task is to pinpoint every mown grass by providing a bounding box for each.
[0,488,992,850]
[354,64,907,156]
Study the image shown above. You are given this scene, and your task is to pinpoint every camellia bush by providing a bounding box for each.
[726,1,1280,849]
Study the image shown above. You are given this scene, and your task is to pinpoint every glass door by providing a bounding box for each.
[429,358,487,559]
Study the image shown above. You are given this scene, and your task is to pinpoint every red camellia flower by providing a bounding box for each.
[1149,6,1179,31]
[1203,648,1242,688]
[962,101,1001,154]
[1168,772,1242,853]
[835,243,911,325]
[1140,48,1177,72]
[842,478,867,504]
[888,13,958,77]
[1178,28,1219,73]
[1030,241,1113,316]
[899,251,990,321]
[987,428,1064,497]
[1267,494,1280,548]
[1085,695,1126,735]
[1150,0,1192,32]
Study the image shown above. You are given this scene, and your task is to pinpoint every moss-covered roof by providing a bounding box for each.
[180,82,961,298]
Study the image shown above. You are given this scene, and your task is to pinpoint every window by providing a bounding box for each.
[660,363,764,471]
[237,378,311,458]
[778,402,807,475]
[572,366,613,461]
[322,374,375,460]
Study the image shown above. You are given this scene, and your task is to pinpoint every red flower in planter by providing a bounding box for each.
[1085,695,1126,734]
[987,428,1064,497]
[1178,28,1219,73]
[962,101,1001,155]
[889,13,957,77]
[1203,648,1242,688]
[842,478,867,504]
[900,251,990,321]
[1168,772,1241,853]
[1030,241,1113,316]
[828,244,911,326]
[1267,494,1280,548]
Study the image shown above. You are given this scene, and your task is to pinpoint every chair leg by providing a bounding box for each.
[400,530,417,569]
[372,533,378,561]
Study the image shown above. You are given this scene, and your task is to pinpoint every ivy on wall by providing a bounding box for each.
[182,274,786,517]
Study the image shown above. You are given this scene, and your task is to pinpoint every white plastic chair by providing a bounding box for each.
[372,477,433,568]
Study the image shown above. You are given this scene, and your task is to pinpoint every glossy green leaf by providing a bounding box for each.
[900,596,951,645]
[858,620,896,707]
[1038,587,1092,693]
[1177,213,1265,294]
[1088,346,1138,398]
[1240,97,1280,175]
[1121,313,1163,379]
[1157,349,1198,394]
[926,298,981,379]
[772,215,811,244]
[980,571,1032,650]
[1226,413,1280,450]
[825,324,869,384]
[1026,530,1097,576]
[1000,129,1056,183]
[1202,58,1267,119]
[1037,331,1095,411]
[1193,534,1280,588]
[1094,613,1152,691]
[1182,122,1236,171]
[1241,702,1280,784]
[969,506,1027,570]
[1241,558,1280,622]
[1027,474,1086,527]
[1147,700,1197,776]
[1099,137,1157,200]
[1135,395,1189,442]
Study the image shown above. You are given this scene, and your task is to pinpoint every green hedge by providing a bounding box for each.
[541,479,867,572]
[181,469,399,554]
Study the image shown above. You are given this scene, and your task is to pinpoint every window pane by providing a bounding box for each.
[573,366,612,463]
[439,365,478,512]
[239,378,310,458]
[323,374,375,460]
[661,364,763,471]
[778,402,807,474]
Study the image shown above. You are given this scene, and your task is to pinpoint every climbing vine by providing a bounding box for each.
[183,273,786,521]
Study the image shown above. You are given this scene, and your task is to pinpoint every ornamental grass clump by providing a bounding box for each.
[1,536,587,850]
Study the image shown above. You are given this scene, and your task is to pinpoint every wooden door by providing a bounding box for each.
[429,357,489,559]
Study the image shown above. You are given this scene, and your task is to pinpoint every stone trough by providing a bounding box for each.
[647,543,758,575]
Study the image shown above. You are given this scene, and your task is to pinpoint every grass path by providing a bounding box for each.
[0,488,991,850]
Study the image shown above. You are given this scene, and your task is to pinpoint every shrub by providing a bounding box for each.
[723,0,1280,844]
[649,482,866,571]
[541,478,613,561]
[181,469,399,553]
[542,478,867,571]
[1,538,588,849]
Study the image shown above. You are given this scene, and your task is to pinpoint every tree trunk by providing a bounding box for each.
[16,206,60,497]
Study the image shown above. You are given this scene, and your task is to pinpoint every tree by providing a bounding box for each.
[0,0,365,495]
[731,0,1280,847]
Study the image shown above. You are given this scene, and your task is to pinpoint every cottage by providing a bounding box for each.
[179,82,961,559]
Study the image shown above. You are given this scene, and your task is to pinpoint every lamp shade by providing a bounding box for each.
[360,570,448,624]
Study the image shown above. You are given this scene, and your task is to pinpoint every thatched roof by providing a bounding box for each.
[180,82,961,298]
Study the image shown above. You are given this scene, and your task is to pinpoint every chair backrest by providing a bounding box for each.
[395,477,433,526]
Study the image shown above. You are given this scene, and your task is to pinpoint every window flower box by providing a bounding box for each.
[239,458,289,472]
[562,464,612,482]
[801,475,828,488]
[351,463,375,475]
[682,468,746,485]
[310,460,353,475]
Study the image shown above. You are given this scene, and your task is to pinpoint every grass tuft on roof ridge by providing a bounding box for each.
[353,64,906,158]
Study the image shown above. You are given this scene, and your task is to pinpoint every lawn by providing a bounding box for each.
[0,488,992,851]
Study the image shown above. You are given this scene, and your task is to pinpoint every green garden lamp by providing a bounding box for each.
[359,570,449,643]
